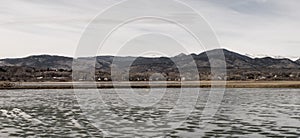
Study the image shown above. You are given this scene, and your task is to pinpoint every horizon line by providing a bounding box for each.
[0,48,299,61]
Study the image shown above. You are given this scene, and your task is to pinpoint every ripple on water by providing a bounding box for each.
[0,88,299,137]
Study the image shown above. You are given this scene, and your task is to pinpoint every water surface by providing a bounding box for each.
[0,88,299,137]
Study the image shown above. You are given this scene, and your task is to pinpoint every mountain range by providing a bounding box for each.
[0,49,299,82]
[0,49,299,69]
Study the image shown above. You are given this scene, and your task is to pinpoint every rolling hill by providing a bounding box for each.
[0,49,299,81]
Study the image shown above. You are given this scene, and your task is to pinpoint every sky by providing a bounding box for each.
[0,0,299,60]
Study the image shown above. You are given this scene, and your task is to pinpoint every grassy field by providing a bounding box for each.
[1,81,300,89]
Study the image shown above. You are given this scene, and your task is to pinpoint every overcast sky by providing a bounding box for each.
[0,0,299,60]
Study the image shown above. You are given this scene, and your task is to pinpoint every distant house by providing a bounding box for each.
[37,77,43,80]
[181,77,186,81]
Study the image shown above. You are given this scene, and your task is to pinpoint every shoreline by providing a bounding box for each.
[1,81,300,89]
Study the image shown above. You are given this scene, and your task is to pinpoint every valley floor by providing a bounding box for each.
[1,81,300,89]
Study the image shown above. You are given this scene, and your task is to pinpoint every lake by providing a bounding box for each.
[0,88,299,137]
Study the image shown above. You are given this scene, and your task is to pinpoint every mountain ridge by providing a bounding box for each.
[0,48,299,61]
[1,49,300,82]
[0,49,299,69]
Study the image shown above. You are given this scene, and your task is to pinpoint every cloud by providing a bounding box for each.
[185,0,300,59]
[0,0,299,59]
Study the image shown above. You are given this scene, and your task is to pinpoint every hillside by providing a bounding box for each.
[0,49,299,81]
[296,59,300,65]
[0,55,73,70]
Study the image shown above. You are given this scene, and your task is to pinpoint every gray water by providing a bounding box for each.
[0,88,299,137]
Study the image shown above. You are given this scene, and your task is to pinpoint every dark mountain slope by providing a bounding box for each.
[0,55,73,70]
[0,49,299,70]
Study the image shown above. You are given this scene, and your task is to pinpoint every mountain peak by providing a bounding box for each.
[174,53,187,58]
[200,48,241,55]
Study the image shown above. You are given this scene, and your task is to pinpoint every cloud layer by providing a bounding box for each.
[0,0,299,59]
